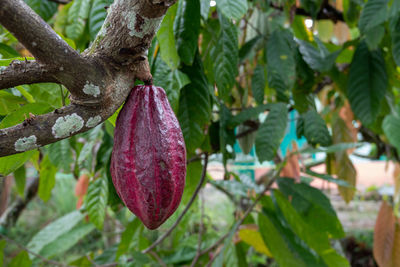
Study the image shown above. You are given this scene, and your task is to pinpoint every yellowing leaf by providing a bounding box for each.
[238,225,272,257]
[373,201,400,267]
[281,142,300,182]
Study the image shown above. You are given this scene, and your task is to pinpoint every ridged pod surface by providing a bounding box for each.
[111,85,186,229]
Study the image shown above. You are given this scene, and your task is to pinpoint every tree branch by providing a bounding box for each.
[0,0,84,69]
[0,60,59,90]
[142,153,209,254]
[0,176,38,228]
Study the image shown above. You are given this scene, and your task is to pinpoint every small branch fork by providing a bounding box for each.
[0,0,177,157]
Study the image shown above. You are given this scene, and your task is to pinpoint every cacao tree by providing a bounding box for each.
[0,0,400,266]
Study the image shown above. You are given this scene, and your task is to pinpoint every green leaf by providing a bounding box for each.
[227,104,273,127]
[9,251,32,267]
[88,0,113,40]
[157,3,180,69]
[216,0,248,20]
[174,0,201,65]
[258,198,308,267]
[40,223,95,258]
[297,38,341,72]
[347,42,387,125]
[0,43,20,58]
[383,114,400,153]
[27,211,84,255]
[358,0,388,34]
[0,151,35,176]
[304,169,352,188]
[0,240,6,267]
[214,13,239,101]
[13,166,26,196]
[299,142,362,154]
[182,161,203,204]
[0,103,52,129]
[38,155,57,202]
[152,58,190,113]
[66,0,92,40]
[267,29,296,102]
[272,190,349,267]
[178,53,211,153]
[303,110,332,146]
[255,103,288,162]
[390,13,400,66]
[278,178,345,238]
[24,0,57,21]
[364,24,385,50]
[336,151,356,203]
[0,91,26,116]
[251,64,266,104]
[85,175,108,229]
[0,57,35,66]
[116,218,142,259]
[47,139,73,171]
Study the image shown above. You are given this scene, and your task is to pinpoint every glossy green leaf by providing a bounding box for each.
[267,30,295,102]
[272,190,349,267]
[278,178,345,238]
[305,169,352,188]
[27,211,84,255]
[358,0,388,34]
[85,175,108,229]
[214,13,238,101]
[297,38,341,72]
[255,103,288,162]
[157,3,180,69]
[174,0,200,65]
[0,240,6,267]
[0,43,20,58]
[347,42,387,125]
[152,58,190,113]
[0,151,35,177]
[13,166,26,196]
[9,251,32,267]
[38,155,57,202]
[216,0,248,20]
[66,0,92,40]
[251,64,266,104]
[303,109,332,146]
[227,104,273,127]
[24,0,57,21]
[178,53,211,153]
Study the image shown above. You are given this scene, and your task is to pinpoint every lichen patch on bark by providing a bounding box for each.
[52,113,84,138]
[86,115,102,128]
[15,135,37,151]
[83,81,101,97]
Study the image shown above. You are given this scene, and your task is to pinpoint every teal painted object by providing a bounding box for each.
[233,110,307,180]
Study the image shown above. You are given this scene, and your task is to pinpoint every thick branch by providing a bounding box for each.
[0,0,83,68]
[0,61,58,90]
[0,73,134,157]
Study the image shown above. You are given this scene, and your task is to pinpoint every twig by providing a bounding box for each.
[148,251,167,267]
[141,153,209,254]
[0,233,70,267]
[194,170,280,266]
[190,191,205,267]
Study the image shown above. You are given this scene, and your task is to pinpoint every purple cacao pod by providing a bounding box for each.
[111,85,186,229]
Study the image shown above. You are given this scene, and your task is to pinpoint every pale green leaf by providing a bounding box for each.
[157,3,180,69]
[13,166,26,197]
[0,151,35,176]
[38,155,57,202]
[85,176,108,229]
[27,211,84,255]
[216,0,248,20]
[66,0,92,40]
[88,0,113,40]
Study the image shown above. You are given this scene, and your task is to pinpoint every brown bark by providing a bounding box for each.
[0,0,177,157]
